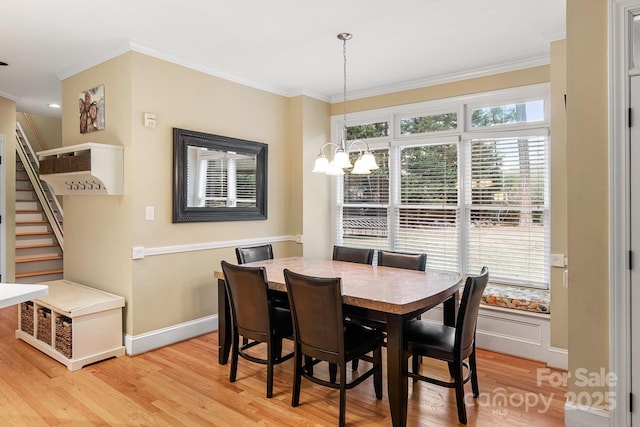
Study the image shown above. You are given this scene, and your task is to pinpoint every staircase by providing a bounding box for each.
[15,122,64,284]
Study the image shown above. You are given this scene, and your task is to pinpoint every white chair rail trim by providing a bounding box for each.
[131,235,299,259]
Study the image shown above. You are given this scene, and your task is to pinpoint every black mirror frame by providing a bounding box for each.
[173,128,268,223]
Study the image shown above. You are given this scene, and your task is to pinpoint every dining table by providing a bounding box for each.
[214,257,462,427]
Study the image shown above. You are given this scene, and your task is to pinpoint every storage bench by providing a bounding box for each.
[15,280,125,371]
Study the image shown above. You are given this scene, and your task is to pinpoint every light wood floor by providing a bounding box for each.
[0,305,565,426]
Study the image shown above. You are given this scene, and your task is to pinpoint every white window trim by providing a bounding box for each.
[332,83,551,289]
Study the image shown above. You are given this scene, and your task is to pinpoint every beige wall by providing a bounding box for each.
[566,0,609,404]
[550,39,569,350]
[0,96,16,281]
[61,53,135,329]
[52,23,574,358]
[16,112,62,151]
[61,52,303,335]
[332,66,550,115]
[300,96,333,260]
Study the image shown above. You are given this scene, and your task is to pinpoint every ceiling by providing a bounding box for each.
[0,0,565,118]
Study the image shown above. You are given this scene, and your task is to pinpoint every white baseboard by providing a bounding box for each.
[123,305,568,372]
[421,304,567,368]
[124,315,218,355]
[547,346,569,370]
[564,400,610,427]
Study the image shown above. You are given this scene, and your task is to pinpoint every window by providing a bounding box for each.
[334,85,550,288]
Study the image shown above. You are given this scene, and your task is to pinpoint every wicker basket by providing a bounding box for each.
[20,301,34,335]
[55,315,73,358]
[37,307,52,345]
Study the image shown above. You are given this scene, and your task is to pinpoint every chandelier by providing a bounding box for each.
[312,33,379,176]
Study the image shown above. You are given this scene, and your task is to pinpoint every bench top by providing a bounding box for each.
[34,280,124,317]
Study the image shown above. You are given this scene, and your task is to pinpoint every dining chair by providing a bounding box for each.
[405,266,489,425]
[351,249,428,370]
[377,249,427,271]
[332,245,374,265]
[283,268,385,427]
[236,243,287,314]
[235,244,274,264]
[220,260,294,398]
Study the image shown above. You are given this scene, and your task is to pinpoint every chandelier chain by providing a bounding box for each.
[343,36,348,128]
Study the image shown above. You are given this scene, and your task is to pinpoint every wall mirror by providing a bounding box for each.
[173,128,268,222]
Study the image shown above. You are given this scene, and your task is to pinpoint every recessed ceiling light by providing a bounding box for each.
[48,103,61,109]
[0,62,8,66]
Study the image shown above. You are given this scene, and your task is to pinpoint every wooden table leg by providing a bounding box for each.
[443,289,459,376]
[385,314,408,427]
[217,278,231,365]
[443,289,459,327]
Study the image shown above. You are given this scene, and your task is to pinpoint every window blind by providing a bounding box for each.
[466,136,549,286]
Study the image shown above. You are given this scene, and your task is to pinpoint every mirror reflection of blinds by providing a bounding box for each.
[203,157,257,207]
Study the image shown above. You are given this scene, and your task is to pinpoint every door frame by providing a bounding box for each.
[0,135,4,283]
[610,1,640,425]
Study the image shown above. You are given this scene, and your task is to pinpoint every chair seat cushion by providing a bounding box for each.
[344,323,386,357]
[272,307,293,338]
[406,320,455,360]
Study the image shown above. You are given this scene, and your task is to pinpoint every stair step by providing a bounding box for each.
[16,220,47,225]
[16,230,54,237]
[15,268,64,279]
[16,255,63,263]
[16,242,59,250]
[14,146,64,282]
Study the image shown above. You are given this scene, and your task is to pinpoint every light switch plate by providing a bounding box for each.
[145,206,155,221]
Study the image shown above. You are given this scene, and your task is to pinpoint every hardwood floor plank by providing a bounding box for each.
[0,305,566,426]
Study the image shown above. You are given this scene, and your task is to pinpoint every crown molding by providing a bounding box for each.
[56,40,132,80]
[54,39,551,106]
[329,54,551,104]
[0,89,18,101]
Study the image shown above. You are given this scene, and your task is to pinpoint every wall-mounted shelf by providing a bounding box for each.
[37,143,124,195]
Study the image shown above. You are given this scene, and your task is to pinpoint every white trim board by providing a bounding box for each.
[564,401,610,427]
[132,235,299,259]
[420,304,566,369]
[124,315,218,356]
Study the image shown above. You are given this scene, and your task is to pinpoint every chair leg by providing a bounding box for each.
[266,341,274,398]
[230,332,240,383]
[469,346,480,397]
[411,352,420,378]
[274,338,283,360]
[292,349,302,407]
[329,362,337,383]
[352,358,359,370]
[373,348,382,399]
[305,355,313,375]
[453,361,468,425]
[338,363,347,427]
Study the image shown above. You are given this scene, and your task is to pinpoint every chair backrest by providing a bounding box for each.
[377,250,427,271]
[332,245,374,265]
[283,269,344,362]
[221,260,272,341]
[455,266,489,357]
[235,244,274,264]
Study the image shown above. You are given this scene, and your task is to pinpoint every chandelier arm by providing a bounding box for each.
[346,139,371,153]
[318,142,341,156]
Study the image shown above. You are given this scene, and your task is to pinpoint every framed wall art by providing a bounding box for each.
[79,84,105,133]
